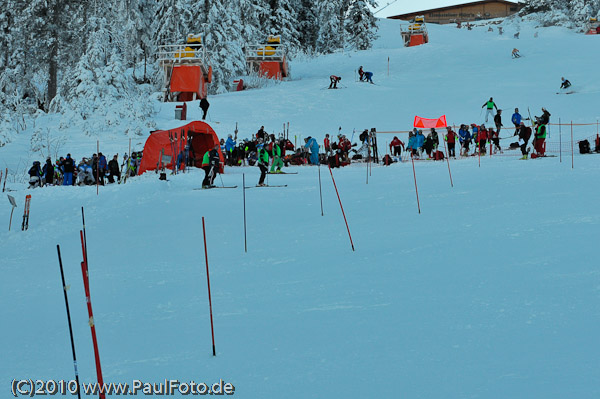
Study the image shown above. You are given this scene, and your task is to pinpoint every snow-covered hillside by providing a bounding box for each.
[1,18,599,399]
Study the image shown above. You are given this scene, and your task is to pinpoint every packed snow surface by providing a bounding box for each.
[1,18,599,399]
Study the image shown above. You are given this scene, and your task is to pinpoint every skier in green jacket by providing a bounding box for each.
[481,97,498,123]
[257,140,269,186]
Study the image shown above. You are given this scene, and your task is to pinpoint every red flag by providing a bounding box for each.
[414,115,447,128]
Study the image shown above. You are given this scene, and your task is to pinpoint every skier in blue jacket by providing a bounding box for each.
[415,130,425,157]
[304,136,320,165]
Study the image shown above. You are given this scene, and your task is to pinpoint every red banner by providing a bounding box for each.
[414,115,447,128]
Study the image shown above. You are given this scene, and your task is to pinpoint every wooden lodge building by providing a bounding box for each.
[388,0,523,25]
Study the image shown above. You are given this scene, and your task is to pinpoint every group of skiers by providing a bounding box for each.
[27,152,142,188]
[328,66,374,89]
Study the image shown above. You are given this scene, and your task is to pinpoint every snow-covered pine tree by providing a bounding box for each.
[240,0,272,44]
[520,0,600,30]
[269,0,302,52]
[345,0,378,50]
[315,0,344,54]
[203,0,246,94]
[297,0,319,51]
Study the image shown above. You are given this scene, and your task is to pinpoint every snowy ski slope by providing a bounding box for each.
[1,18,599,399]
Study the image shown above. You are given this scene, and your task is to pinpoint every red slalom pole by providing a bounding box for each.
[202,217,216,356]
[441,134,453,188]
[571,121,574,169]
[410,154,421,214]
[328,166,355,251]
[79,231,105,398]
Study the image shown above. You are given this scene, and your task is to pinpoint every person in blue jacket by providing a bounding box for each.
[225,133,236,166]
[511,108,522,135]
[407,134,417,157]
[458,124,471,156]
[304,136,320,165]
[364,71,374,84]
[415,130,425,158]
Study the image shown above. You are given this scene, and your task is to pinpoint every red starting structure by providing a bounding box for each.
[401,15,429,47]
[585,17,600,35]
[158,34,212,102]
[245,35,289,80]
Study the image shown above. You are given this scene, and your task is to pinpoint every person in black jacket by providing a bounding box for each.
[62,154,75,185]
[42,158,54,185]
[494,109,503,136]
[107,155,121,183]
[200,97,210,120]
[516,122,532,159]
[28,161,43,188]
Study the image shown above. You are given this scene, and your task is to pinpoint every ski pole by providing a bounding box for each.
[56,245,82,399]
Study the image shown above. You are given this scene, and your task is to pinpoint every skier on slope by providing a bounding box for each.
[201,144,220,188]
[560,77,571,90]
[481,97,498,123]
[329,75,342,89]
[256,139,269,186]
[512,48,521,58]
[364,71,374,84]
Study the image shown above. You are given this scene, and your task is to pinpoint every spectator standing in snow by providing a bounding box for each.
[430,128,439,150]
[415,130,425,158]
[481,97,498,123]
[494,109,503,137]
[28,161,43,188]
[511,108,522,135]
[62,154,75,185]
[358,66,364,81]
[445,126,458,157]
[532,108,551,156]
[201,144,220,188]
[107,155,120,183]
[42,157,54,185]
[324,134,331,156]
[98,152,107,185]
[200,98,210,120]
[225,133,237,166]
[304,136,320,165]
[389,136,404,157]
[329,75,341,89]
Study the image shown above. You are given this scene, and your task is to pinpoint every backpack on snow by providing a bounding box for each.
[578,140,591,154]
[382,154,393,166]
[433,150,444,161]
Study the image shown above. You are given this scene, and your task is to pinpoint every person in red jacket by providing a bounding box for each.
[444,127,458,157]
[389,136,405,157]
[329,75,341,89]
[478,124,488,154]
[324,134,331,156]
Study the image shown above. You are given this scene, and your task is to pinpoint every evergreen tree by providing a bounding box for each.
[269,0,301,51]
[316,0,344,54]
[297,0,319,51]
[240,0,271,43]
[345,0,378,51]
[204,0,246,94]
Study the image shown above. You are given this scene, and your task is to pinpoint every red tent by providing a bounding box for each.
[138,121,224,175]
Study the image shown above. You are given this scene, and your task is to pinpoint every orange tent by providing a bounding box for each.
[414,115,447,128]
[138,121,224,175]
